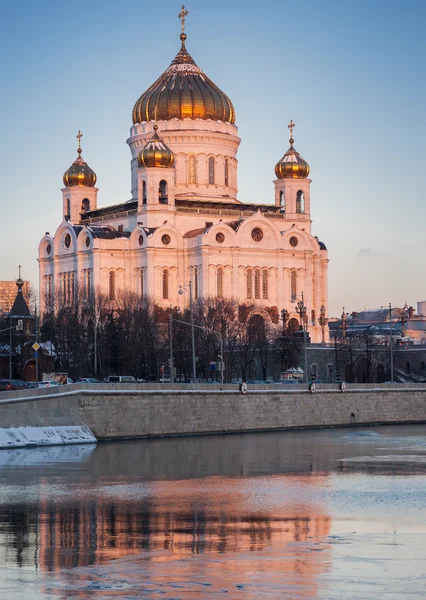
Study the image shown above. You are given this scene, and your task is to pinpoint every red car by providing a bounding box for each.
[0,380,18,392]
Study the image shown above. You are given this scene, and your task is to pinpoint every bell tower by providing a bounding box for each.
[274,120,311,228]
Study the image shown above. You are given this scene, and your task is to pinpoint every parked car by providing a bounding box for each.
[77,378,99,383]
[107,375,136,383]
[38,380,59,388]
[0,380,17,392]
[9,379,30,390]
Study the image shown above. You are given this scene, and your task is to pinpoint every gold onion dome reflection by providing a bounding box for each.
[138,125,175,168]
[63,131,97,187]
[132,9,235,124]
[275,120,310,180]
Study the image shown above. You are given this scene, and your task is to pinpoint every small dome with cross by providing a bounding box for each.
[63,131,97,188]
[275,120,310,180]
[137,125,175,168]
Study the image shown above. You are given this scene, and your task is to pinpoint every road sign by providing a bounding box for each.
[32,342,40,352]
[34,351,39,359]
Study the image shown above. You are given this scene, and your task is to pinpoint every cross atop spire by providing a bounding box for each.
[18,265,21,279]
[288,119,295,144]
[178,4,188,34]
[77,130,83,155]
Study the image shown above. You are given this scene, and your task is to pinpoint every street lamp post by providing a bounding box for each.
[169,306,174,384]
[389,303,394,383]
[319,305,327,344]
[178,280,196,383]
[295,292,308,384]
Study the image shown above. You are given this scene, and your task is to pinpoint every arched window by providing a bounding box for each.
[81,198,90,212]
[291,270,297,302]
[162,270,169,299]
[65,198,70,219]
[247,269,253,299]
[188,156,196,184]
[208,157,215,184]
[254,270,261,299]
[224,158,229,187]
[296,190,305,214]
[140,269,144,296]
[262,270,268,299]
[194,267,198,299]
[217,267,223,298]
[421,361,426,372]
[142,180,147,205]
[311,309,316,325]
[279,191,285,213]
[159,180,168,204]
[406,361,411,373]
[109,271,116,300]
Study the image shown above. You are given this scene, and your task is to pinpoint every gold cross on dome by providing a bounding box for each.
[76,130,83,149]
[288,120,295,139]
[18,265,21,278]
[178,4,188,33]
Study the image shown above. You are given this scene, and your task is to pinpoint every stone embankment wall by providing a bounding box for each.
[1,383,426,440]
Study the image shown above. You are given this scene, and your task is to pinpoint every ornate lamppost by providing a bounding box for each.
[295,292,308,384]
[280,308,289,335]
[318,305,327,344]
[400,302,409,338]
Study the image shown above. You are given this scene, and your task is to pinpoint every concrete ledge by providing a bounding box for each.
[1,383,426,441]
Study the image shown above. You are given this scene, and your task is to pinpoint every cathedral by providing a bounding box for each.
[38,7,329,342]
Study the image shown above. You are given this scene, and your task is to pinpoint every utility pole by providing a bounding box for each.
[389,302,394,383]
[169,307,174,384]
[189,280,196,383]
[178,281,197,383]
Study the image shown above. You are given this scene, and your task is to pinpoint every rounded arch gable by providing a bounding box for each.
[205,222,237,246]
[236,214,281,248]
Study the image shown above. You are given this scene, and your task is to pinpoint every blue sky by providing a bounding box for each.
[1,0,425,316]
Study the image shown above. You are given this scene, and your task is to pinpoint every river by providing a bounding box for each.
[0,424,425,599]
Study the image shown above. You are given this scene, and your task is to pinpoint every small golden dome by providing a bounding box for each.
[137,125,175,168]
[275,120,310,180]
[63,132,97,187]
[132,26,235,124]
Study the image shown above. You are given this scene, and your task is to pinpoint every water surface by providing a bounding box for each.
[0,425,425,598]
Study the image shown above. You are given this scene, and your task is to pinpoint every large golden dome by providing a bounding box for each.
[132,32,235,125]
[63,132,97,187]
[138,125,175,168]
[275,121,310,180]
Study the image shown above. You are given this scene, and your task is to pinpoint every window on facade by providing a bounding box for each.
[81,198,90,212]
[60,271,76,305]
[45,275,53,308]
[311,309,316,325]
[291,270,297,302]
[224,158,229,187]
[140,269,144,297]
[109,271,116,300]
[217,267,223,298]
[162,270,169,300]
[159,180,168,204]
[262,270,268,299]
[142,180,147,205]
[194,267,198,299]
[65,198,70,219]
[254,270,261,299]
[118,225,124,232]
[279,191,285,213]
[188,156,196,184]
[208,157,215,184]
[296,190,305,214]
[247,269,253,299]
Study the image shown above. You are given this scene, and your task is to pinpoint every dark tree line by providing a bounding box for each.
[37,290,302,382]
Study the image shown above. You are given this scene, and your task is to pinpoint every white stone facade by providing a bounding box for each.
[38,65,329,344]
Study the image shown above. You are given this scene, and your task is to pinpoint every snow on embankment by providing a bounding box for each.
[0,425,96,449]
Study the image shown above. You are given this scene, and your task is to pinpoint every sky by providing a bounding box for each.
[0,0,425,316]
